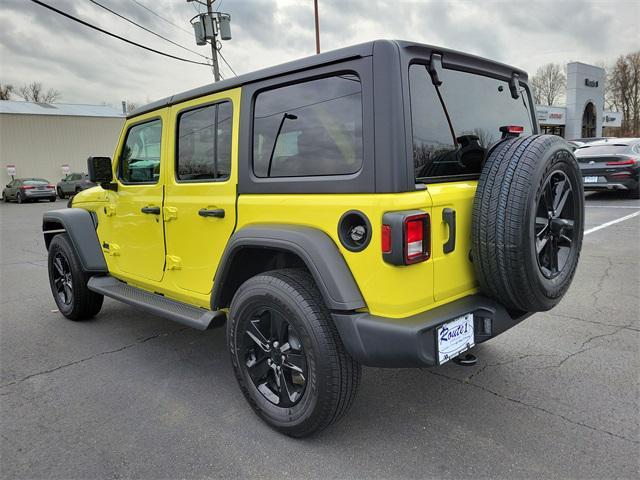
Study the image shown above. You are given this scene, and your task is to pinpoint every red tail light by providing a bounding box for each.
[505,125,524,134]
[606,158,636,166]
[403,214,430,264]
[382,211,430,265]
[47,184,55,188]
[20,185,34,190]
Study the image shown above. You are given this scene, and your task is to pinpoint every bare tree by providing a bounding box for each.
[530,63,566,106]
[17,82,61,103]
[607,51,640,136]
[0,83,13,100]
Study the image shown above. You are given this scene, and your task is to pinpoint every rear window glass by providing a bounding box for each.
[575,145,630,156]
[176,101,233,181]
[410,64,534,180]
[253,74,363,177]
[24,179,48,185]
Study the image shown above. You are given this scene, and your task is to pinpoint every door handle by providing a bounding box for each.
[443,208,456,254]
[198,208,225,218]
[141,206,161,215]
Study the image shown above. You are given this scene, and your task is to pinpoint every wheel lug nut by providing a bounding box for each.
[273,341,279,349]
[281,355,286,361]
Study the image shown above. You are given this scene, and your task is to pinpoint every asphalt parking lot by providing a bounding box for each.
[1,193,638,479]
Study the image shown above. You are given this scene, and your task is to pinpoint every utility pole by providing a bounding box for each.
[314,0,320,54]
[188,0,232,81]
[206,0,221,81]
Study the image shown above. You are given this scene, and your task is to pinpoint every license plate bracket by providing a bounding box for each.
[436,313,475,365]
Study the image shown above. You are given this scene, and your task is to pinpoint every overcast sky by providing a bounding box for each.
[1,0,638,108]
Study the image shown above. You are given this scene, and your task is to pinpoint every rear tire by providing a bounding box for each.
[49,197,56,203]
[47,234,104,320]
[227,269,360,437]
[472,135,584,312]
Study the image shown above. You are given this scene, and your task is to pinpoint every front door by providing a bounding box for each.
[104,113,166,282]
[164,90,240,295]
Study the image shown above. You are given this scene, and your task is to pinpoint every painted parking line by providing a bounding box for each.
[584,210,640,236]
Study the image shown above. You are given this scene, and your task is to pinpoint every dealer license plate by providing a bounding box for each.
[437,313,475,365]
[584,176,599,183]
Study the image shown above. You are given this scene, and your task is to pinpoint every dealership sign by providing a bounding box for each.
[536,106,566,125]
[6,164,16,177]
[602,111,622,127]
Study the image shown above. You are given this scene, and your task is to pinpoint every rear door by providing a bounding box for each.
[163,89,240,295]
[408,63,536,302]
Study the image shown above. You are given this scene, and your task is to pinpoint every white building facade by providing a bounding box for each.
[536,62,622,139]
[0,101,124,188]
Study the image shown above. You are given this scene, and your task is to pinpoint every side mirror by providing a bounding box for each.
[87,156,113,186]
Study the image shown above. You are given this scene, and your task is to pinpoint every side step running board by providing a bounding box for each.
[87,275,225,330]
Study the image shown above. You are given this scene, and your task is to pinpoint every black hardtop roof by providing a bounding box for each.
[129,39,528,119]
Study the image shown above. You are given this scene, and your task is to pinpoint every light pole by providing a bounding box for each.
[314,0,320,54]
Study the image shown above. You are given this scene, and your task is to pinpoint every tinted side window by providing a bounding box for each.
[409,66,457,179]
[177,101,233,181]
[253,74,363,177]
[119,119,162,184]
[410,64,534,180]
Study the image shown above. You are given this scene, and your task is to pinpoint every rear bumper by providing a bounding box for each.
[583,180,636,191]
[24,190,56,198]
[332,295,531,367]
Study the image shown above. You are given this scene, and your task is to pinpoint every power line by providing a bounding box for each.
[217,48,237,76]
[128,0,193,36]
[28,0,211,67]
[87,0,210,61]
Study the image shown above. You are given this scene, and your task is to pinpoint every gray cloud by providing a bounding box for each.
[1,0,638,107]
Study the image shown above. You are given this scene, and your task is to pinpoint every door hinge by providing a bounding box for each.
[103,242,120,256]
[166,255,182,270]
[104,204,116,217]
[163,206,178,222]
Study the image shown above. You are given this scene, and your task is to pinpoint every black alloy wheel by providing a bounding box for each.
[227,269,360,437]
[535,170,577,279]
[47,233,104,320]
[17,192,24,204]
[52,252,74,307]
[242,307,307,407]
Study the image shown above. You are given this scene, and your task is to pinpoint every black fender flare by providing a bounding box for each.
[43,209,108,273]
[211,224,366,311]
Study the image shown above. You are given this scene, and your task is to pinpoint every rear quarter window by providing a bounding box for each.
[410,64,534,181]
[252,74,363,178]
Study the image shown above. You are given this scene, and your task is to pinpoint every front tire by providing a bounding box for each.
[227,269,360,437]
[47,234,104,320]
[17,192,24,204]
[57,188,65,200]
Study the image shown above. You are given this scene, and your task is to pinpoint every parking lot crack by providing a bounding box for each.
[424,368,639,444]
[0,328,187,391]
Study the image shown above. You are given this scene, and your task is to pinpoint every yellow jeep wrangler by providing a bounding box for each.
[43,40,584,437]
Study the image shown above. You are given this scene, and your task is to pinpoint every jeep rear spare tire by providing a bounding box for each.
[472,135,584,312]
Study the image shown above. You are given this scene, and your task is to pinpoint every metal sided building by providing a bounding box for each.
[0,101,125,187]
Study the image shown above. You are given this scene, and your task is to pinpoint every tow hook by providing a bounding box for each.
[453,353,477,366]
